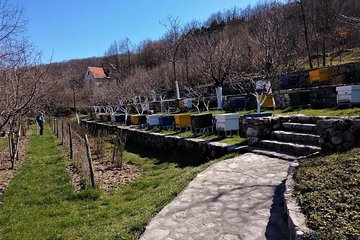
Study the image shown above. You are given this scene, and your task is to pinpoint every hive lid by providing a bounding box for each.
[336,85,360,91]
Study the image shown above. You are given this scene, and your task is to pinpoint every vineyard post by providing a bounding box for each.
[68,123,73,159]
[84,134,96,188]
[61,120,64,145]
[56,119,59,138]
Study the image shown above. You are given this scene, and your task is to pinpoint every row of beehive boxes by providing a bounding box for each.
[280,84,360,107]
[91,113,242,133]
[281,68,329,89]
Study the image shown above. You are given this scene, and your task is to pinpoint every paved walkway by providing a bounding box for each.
[140,153,290,240]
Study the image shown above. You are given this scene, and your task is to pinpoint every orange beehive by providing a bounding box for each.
[130,115,139,125]
[175,114,191,127]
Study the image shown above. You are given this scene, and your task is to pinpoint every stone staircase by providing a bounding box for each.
[247,116,322,160]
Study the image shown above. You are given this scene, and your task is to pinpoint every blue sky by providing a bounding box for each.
[13,0,260,63]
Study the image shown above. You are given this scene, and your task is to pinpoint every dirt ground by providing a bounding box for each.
[0,130,31,203]
[92,158,142,192]
[64,145,142,192]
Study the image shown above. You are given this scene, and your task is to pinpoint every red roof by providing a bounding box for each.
[88,67,107,79]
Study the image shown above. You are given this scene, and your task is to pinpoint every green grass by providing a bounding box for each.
[0,138,7,151]
[0,125,231,239]
[293,148,360,239]
[209,107,360,117]
[297,47,360,69]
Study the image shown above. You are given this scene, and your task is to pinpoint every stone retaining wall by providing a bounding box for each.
[284,162,313,240]
[317,118,360,152]
[85,121,230,165]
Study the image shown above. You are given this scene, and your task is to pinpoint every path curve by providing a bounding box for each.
[140,153,290,240]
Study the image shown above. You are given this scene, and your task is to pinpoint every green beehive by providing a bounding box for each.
[289,90,311,107]
[191,113,213,129]
[356,63,360,79]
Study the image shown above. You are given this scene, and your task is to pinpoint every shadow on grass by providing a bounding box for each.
[125,143,211,168]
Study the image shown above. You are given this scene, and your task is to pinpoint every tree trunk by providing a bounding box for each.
[72,90,77,112]
[322,34,326,67]
[215,86,223,110]
[299,1,313,69]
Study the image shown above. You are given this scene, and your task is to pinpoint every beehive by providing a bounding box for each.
[101,114,111,122]
[159,115,175,127]
[309,68,329,83]
[228,97,246,111]
[90,112,97,120]
[175,114,191,127]
[260,94,275,108]
[130,115,139,125]
[179,100,185,109]
[146,114,160,127]
[215,114,240,132]
[111,114,126,123]
[191,113,213,129]
[289,90,311,107]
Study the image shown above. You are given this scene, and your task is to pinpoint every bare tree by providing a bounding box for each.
[191,31,239,110]
[161,16,193,99]
[103,38,133,85]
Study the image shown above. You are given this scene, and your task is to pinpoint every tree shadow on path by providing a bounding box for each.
[265,180,290,240]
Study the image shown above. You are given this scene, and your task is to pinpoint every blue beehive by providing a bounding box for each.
[158,115,175,127]
[229,97,246,111]
[281,75,298,89]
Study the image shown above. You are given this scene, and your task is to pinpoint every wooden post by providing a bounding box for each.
[8,131,13,160]
[12,125,21,169]
[61,120,64,145]
[84,134,96,188]
[68,123,73,159]
[56,119,59,138]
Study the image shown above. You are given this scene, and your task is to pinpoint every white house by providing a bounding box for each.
[85,66,110,87]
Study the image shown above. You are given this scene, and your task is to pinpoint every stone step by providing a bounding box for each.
[258,140,321,156]
[235,146,301,161]
[287,115,325,124]
[282,122,317,134]
[272,130,320,146]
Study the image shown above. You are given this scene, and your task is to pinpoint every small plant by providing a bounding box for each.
[95,131,105,160]
[112,131,127,168]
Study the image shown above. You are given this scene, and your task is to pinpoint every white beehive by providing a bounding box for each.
[336,85,360,104]
[183,99,193,108]
[215,113,240,132]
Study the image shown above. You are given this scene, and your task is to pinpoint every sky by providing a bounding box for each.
[13,0,260,63]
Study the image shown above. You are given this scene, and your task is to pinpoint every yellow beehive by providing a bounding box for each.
[260,94,275,108]
[90,113,96,120]
[175,114,191,127]
[101,114,111,122]
[130,115,139,125]
[309,68,329,83]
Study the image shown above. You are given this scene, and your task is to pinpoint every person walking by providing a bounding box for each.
[36,112,45,135]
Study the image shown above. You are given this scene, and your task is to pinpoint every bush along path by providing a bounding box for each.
[0,125,223,239]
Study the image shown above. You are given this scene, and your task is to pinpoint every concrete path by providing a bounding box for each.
[140,153,291,240]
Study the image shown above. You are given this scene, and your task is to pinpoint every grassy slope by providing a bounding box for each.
[294,148,360,239]
[0,125,228,239]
